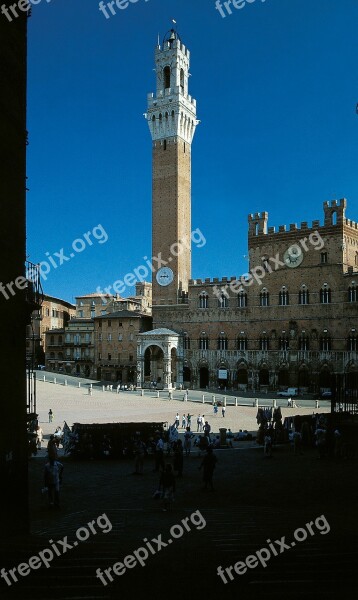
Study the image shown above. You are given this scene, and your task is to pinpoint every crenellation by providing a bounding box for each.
[300,222,308,229]
[278,225,286,232]
[312,220,320,228]
[289,224,297,231]
[268,226,275,234]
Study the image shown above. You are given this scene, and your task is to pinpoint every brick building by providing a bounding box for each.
[26,295,75,366]
[136,29,358,396]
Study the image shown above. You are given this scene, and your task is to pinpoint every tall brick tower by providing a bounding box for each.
[146,29,198,310]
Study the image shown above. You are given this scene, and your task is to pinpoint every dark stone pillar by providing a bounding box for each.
[0,5,29,536]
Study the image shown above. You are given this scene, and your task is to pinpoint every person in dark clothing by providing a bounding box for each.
[199,448,217,491]
[173,439,183,477]
[159,464,176,511]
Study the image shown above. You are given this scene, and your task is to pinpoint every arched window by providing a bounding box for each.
[332,211,337,225]
[347,330,357,351]
[348,284,357,302]
[320,285,331,304]
[152,115,155,122]
[199,336,209,350]
[199,293,208,309]
[278,335,289,351]
[260,289,269,307]
[237,335,247,351]
[238,291,247,308]
[217,334,228,351]
[50,335,54,345]
[279,287,289,306]
[180,68,184,92]
[260,336,269,351]
[183,332,190,350]
[299,333,309,351]
[58,335,62,344]
[299,285,309,305]
[218,294,228,309]
[163,66,171,89]
[320,331,331,351]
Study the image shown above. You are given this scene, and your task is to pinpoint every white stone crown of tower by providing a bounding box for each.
[145,29,198,144]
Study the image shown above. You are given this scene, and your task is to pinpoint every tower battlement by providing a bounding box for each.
[248,199,349,238]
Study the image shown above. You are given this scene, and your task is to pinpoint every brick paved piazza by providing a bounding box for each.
[35,378,329,436]
[0,380,355,600]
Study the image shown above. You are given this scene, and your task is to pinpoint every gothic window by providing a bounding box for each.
[238,292,247,308]
[108,353,111,361]
[237,337,247,351]
[163,140,167,150]
[321,252,328,264]
[347,333,358,351]
[260,289,269,307]
[218,294,228,309]
[50,335,54,345]
[279,337,289,351]
[218,335,228,351]
[279,288,289,306]
[183,335,190,350]
[348,285,357,302]
[299,335,309,351]
[199,336,209,350]
[163,66,171,89]
[107,334,112,341]
[199,293,208,309]
[299,286,309,305]
[320,285,331,304]
[320,333,331,351]
[260,337,269,351]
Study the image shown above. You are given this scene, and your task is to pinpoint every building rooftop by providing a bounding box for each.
[95,310,150,320]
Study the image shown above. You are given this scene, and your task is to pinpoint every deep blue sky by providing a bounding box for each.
[26,0,358,303]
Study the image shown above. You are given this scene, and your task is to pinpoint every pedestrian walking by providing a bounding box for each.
[186,413,193,430]
[184,427,192,456]
[196,414,202,432]
[173,439,183,477]
[222,406,226,417]
[153,435,165,472]
[44,458,64,508]
[182,414,186,429]
[199,448,217,491]
[203,420,211,440]
[175,413,180,428]
[133,436,146,474]
[36,425,43,450]
[213,404,218,416]
[48,409,53,423]
[47,435,58,460]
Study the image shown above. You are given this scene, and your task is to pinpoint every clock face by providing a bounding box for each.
[156,267,174,286]
[283,245,304,268]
